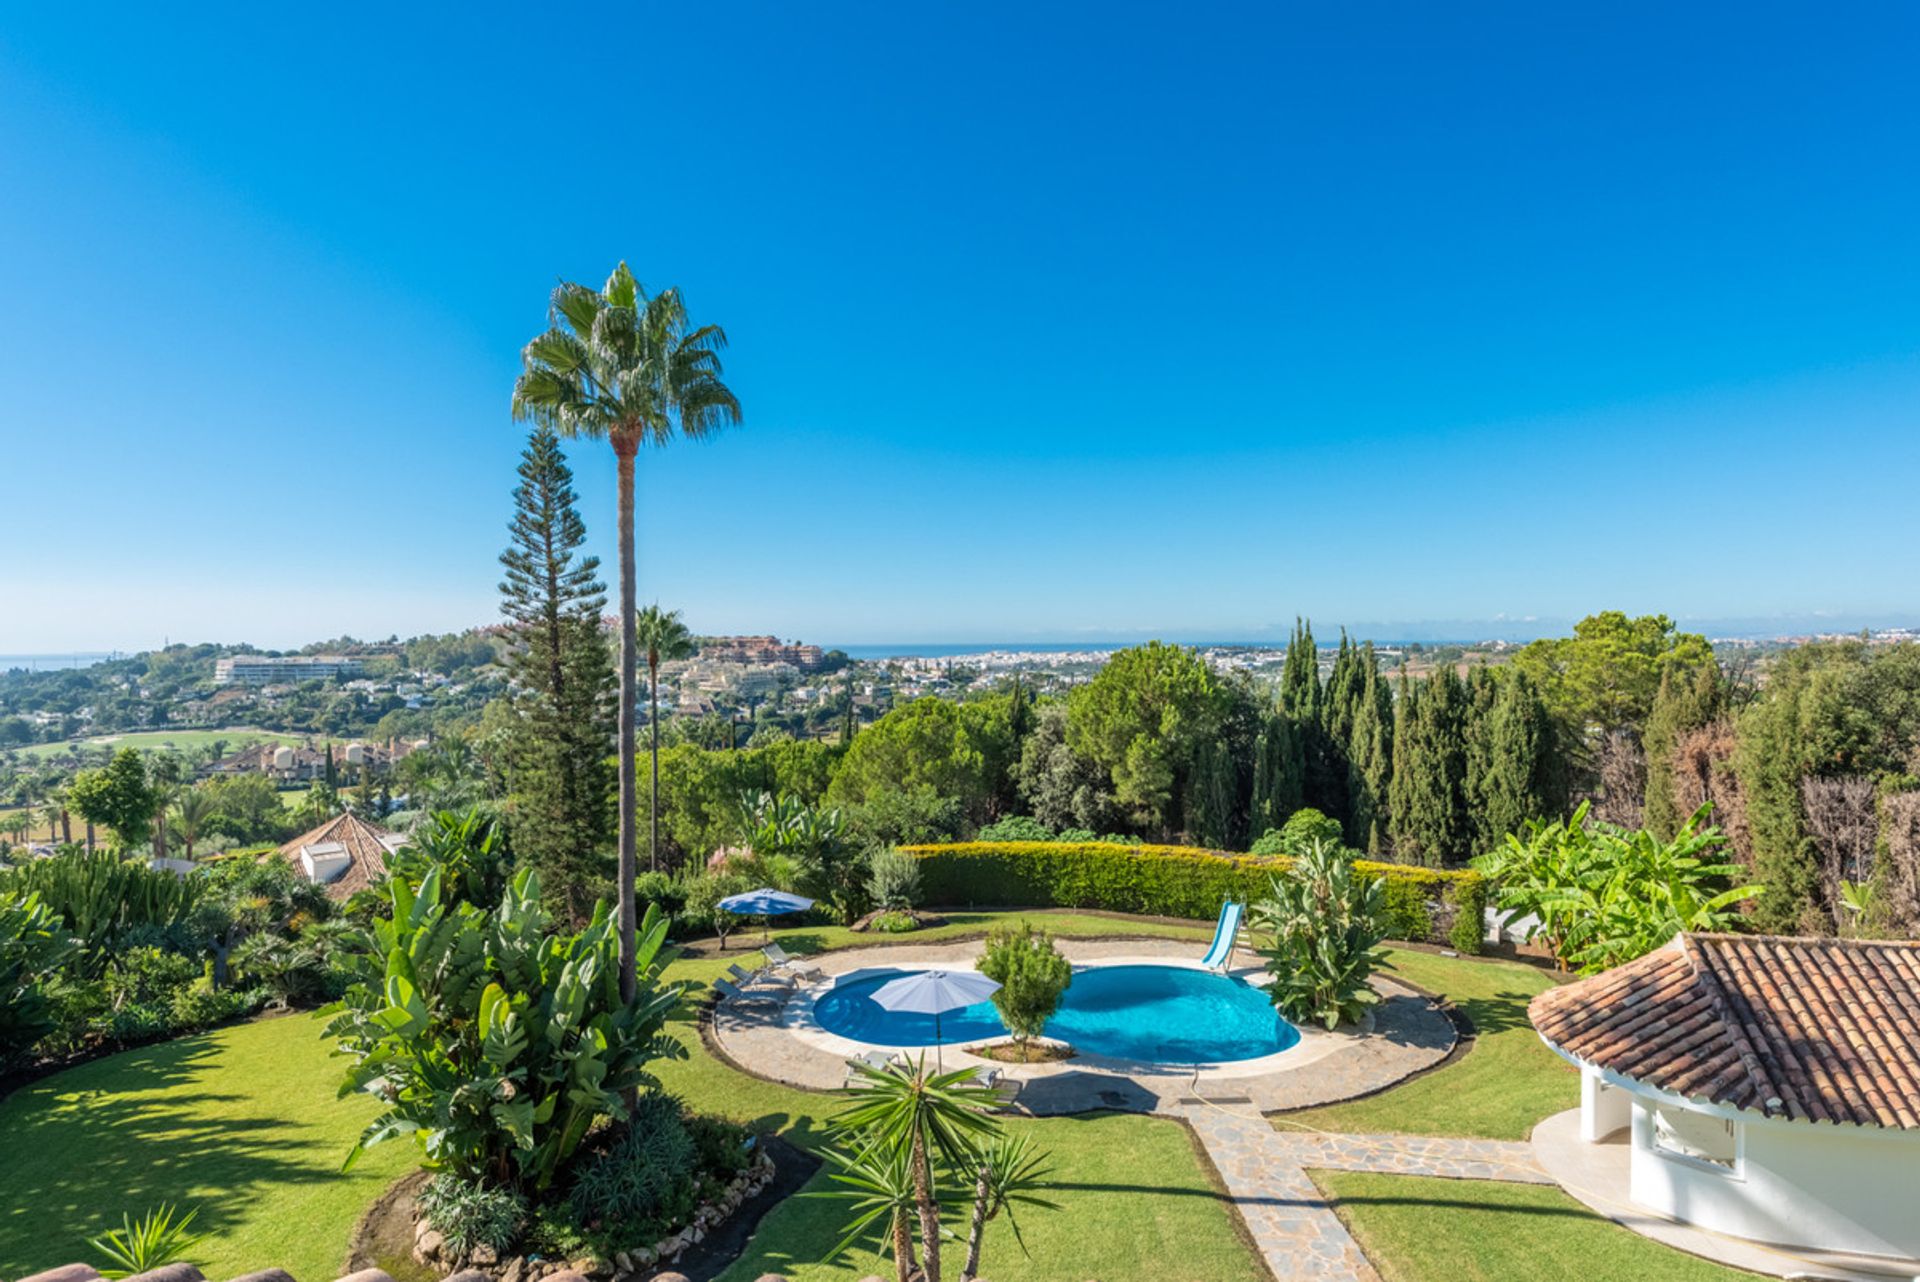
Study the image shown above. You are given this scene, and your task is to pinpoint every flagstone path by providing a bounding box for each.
[1179,1103,1549,1281]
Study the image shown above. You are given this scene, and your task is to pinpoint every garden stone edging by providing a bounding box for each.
[412,1149,777,1282]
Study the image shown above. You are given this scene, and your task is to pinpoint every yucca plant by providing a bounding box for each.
[88,1204,206,1279]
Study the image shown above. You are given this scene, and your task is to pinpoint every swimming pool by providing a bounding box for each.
[811,963,1301,1063]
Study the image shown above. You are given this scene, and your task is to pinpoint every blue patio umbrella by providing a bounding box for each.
[717,887,815,946]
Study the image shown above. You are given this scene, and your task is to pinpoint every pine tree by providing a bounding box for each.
[498,426,618,922]
[1642,661,1723,839]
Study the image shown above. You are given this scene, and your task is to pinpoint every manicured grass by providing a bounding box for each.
[1315,1171,1766,1282]
[14,728,302,762]
[0,1013,410,1282]
[0,911,1256,1282]
[715,1112,1263,1282]
[1278,947,1578,1141]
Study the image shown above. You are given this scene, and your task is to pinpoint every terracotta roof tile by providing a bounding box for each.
[271,811,398,901]
[1529,933,1920,1129]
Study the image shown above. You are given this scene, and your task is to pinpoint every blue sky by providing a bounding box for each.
[3,3,1917,652]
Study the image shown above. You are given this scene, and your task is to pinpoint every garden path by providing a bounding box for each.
[1180,1103,1550,1281]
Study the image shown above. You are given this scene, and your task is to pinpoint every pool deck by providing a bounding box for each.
[708,937,1455,1116]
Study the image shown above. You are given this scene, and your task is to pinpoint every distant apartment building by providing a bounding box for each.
[697,635,827,671]
[213,655,364,685]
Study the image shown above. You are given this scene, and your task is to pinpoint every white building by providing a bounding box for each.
[214,654,364,685]
[1531,933,1920,1271]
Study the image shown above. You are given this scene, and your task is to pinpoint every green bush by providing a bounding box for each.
[1379,879,1432,942]
[325,866,685,1191]
[1251,808,1347,857]
[866,846,922,911]
[977,921,1072,1046]
[977,816,1055,842]
[0,891,79,1067]
[567,1092,697,1237]
[417,1175,527,1260]
[1253,841,1386,1029]
[901,840,1482,946]
[1445,880,1488,955]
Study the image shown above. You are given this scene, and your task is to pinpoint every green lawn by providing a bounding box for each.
[1315,1171,1765,1282]
[0,912,1259,1282]
[1278,947,1578,1141]
[13,728,302,762]
[0,1013,411,1282]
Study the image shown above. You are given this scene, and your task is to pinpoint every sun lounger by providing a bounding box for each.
[728,961,792,988]
[1199,901,1244,972]
[762,942,824,981]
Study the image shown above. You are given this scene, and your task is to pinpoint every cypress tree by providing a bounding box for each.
[1347,648,1392,851]
[1477,669,1552,852]
[1279,618,1321,724]
[1250,710,1304,835]
[1391,666,1470,866]
[1642,661,1723,839]
[498,426,618,922]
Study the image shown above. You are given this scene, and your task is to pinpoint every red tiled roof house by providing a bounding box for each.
[1530,932,1920,1270]
[273,811,402,899]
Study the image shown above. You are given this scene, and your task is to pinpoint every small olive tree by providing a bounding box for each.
[976,921,1071,1050]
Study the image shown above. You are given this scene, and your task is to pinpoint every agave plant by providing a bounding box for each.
[88,1205,207,1279]
[324,865,686,1190]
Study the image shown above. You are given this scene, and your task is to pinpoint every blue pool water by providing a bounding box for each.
[812,964,1300,1063]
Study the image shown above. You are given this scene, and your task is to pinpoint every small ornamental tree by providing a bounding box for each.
[976,921,1071,1050]
[67,749,159,851]
[324,865,686,1191]
[1253,839,1386,1030]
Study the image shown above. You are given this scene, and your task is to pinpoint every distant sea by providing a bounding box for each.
[832,641,1287,660]
[0,653,116,671]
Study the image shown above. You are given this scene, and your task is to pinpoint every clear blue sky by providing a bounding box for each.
[3,3,1917,652]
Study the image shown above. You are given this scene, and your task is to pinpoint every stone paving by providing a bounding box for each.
[1267,1127,1552,1184]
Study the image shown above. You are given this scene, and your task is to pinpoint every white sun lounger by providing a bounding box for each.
[714,977,786,1008]
[762,942,824,981]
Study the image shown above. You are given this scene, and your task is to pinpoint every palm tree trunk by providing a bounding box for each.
[912,1126,941,1282]
[962,1160,991,1281]
[649,655,661,874]
[892,1211,918,1282]
[614,436,640,1006]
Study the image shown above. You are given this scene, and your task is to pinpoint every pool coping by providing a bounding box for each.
[710,937,1454,1113]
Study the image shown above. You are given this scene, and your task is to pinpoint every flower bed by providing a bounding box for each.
[901,840,1487,952]
[413,1144,777,1282]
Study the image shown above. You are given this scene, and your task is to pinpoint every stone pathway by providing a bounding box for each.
[1181,1105,1551,1280]
[1266,1127,1552,1184]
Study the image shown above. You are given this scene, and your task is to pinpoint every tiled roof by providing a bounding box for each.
[1530,933,1920,1129]
[273,811,398,900]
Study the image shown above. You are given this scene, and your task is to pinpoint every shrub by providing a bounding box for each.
[901,840,1481,945]
[567,1092,697,1237]
[870,911,919,933]
[1379,879,1432,942]
[866,846,922,911]
[0,891,79,1067]
[88,1204,207,1280]
[417,1175,527,1260]
[325,867,685,1190]
[678,870,756,945]
[169,978,256,1029]
[977,921,1072,1046]
[685,1113,753,1182]
[1253,840,1386,1029]
[1473,803,1758,973]
[1445,880,1488,955]
[977,815,1055,842]
[2,850,200,974]
[1251,808,1347,857]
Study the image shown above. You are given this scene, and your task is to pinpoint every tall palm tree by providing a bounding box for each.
[512,264,741,1002]
[635,604,695,873]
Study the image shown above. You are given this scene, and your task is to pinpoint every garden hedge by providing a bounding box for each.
[900,840,1486,953]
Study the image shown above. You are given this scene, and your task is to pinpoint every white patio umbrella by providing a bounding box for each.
[868,968,1002,1071]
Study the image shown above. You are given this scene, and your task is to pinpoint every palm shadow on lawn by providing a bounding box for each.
[0,1030,345,1265]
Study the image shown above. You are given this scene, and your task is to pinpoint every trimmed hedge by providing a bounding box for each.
[901,840,1486,953]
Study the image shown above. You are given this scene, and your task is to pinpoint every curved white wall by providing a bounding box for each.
[1627,1096,1920,1263]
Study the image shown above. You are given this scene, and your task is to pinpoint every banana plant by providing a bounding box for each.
[325,864,687,1189]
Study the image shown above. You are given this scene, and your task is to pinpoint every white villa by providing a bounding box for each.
[1530,933,1920,1274]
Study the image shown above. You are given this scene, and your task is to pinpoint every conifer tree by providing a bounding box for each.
[498,426,617,921]
[1346,647,1393,851]
[1279,618,1321,725]
[1476,670,1553,852]
[1250,710,1304,835]
[1642,661,1723,839]
[1390,666,1470,865]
